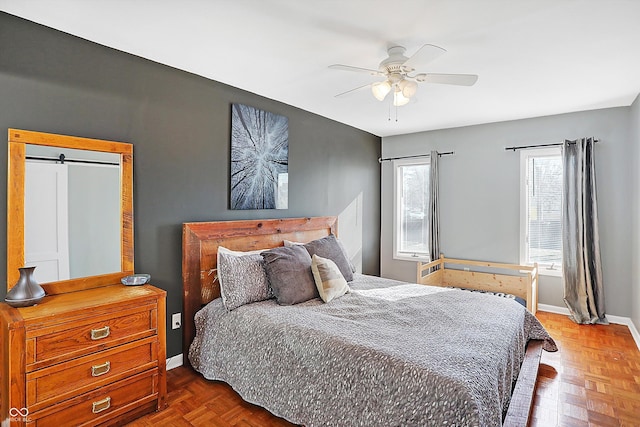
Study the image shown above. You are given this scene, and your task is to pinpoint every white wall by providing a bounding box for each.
[631,95,640,330]
[381,107,633,317]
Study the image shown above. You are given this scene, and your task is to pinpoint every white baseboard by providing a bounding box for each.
[538,303,571,316]
[538,304,640,351]
[166,353,184,370]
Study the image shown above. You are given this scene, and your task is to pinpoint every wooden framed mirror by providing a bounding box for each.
[7,128,134,295]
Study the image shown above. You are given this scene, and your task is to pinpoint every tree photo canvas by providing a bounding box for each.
[230,103,289,209]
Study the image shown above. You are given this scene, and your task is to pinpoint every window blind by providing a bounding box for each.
[395,161,430,258]
[526,154,562,266]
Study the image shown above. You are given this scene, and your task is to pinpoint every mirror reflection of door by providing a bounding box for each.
[25,161,71,283]
[24,145,122,283]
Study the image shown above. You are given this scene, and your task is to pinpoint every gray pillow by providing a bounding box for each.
[218,249,272,311]
[261,245,318,305]
[303,234,354,282]
[285,237,356,274]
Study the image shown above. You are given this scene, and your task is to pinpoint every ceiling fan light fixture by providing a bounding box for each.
[399,80,418,98]
[330,43,477,106]
[371,80,391,101]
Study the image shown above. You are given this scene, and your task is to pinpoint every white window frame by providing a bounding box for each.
[519,147,563,277]
[393,157,431,262]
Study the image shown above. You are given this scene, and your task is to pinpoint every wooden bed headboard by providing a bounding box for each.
[182,216,337,359]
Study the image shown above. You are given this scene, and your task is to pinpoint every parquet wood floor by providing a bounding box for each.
[127,311,640,427]
[531,311,640,427]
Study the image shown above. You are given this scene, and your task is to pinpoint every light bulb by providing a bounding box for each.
[371,80,391,101]
[393,90,410,106]
[399,80,418,98]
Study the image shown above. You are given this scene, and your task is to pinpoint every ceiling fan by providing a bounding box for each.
[329,44,478,106]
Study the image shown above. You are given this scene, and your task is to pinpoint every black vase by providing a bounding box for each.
[5,266,46,307]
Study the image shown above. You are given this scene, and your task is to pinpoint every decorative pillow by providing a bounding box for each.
[217,246,272,311]
[286,237,357,274]
[311,254,350,303]
[261,245,318,305]
[303,234,354,281]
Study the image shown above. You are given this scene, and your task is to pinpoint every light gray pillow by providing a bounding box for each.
[218,248,272,311]
[261,245,318,305]
[311,254,350,303]
[303,234,354,281]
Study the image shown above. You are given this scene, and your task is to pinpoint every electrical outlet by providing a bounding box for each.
[172,312,181,329]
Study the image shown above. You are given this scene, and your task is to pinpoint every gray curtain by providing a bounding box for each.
[428,151,440,266]
[562,137,606,324]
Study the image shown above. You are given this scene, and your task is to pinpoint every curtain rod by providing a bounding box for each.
[26,154,119,166]
[378,151,454,163]
[504,138,599,152]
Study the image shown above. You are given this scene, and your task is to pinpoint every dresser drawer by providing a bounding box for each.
[27,304,157,369]
[28,370,159,427]
[27,337,157,410]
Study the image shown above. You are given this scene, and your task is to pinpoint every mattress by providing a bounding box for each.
[189,274,556,426]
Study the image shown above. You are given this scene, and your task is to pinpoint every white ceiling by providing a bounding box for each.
[2,0,640,137]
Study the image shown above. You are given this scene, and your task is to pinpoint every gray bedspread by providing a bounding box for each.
[189,274,557,427]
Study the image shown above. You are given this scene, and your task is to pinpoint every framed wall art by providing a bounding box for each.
[230,103,289,210]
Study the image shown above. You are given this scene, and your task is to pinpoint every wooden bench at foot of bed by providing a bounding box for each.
[417,254,538,314]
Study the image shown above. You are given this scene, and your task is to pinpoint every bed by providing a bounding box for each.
[182,217,557,427]
[417,255,539,314]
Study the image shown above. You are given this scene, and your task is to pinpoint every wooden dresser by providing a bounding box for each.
[0,284,167,426]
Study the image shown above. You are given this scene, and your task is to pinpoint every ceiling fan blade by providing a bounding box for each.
[334,83,371,98]
[418,73,478,86]
[402,44,446,71]
[329,64,383,76]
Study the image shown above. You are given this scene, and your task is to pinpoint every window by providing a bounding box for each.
[393,158,430,261]
[520,148,562,276]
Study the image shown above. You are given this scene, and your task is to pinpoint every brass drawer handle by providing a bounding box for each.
[90,326,110,340]
[92,396,111,414]
[91,361,111,377]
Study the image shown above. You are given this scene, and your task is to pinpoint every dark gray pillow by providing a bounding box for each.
[303,234,354,282]
[261,245,318,305]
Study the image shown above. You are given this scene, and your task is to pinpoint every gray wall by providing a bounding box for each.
[631,94,640,330]
[0,13,381,357]
[381,108,634,319]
